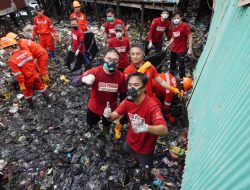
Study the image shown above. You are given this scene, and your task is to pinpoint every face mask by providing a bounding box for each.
[107,16,114,22]
[72,26,78,30]
[104,60,117,73]
[127,87,143,102]
[173,18,180,25]
[162,14,169,19]
[116,32,122,38]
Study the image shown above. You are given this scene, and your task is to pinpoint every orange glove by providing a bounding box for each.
[169,86,183,97]
[137,61,152,74]
[19,83,26,92]
[114,119,123,140]
[41,74,50,83]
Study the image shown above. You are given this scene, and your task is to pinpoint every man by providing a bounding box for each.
[31,6,59,59]
[0,37,51,108]
[152,72,177,123]
[71,48,127,138]
[65,18,90,72]
[108,24,130,72]
[165,11,193,79]
[145,9,171,55]
[70,1,88,32]
[6,32,50,85]
[124,44,182,99]
[103,8,127,46]
[103,72,168,184]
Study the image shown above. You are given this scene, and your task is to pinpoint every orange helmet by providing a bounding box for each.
[73,1,81,8]
[183,77,193,91]
[0,37,17,49]
[6,32,18,39]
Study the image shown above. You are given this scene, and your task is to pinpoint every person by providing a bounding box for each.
[145,9,171,55]
[103,72,168,184]
[124,44,182,99]
[71,48,127,139]
[0,37,51,108]
[152,72,177,123]
[108,24,130,72]
[70,1,89,32]
[103,8,127,46]
[6,32,50,85]
[165,11,193,79]
[65,18,91,72]
[31,6,59,60]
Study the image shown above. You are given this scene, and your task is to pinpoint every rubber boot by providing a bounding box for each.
[27,98,35,109]
[42,90,51,104]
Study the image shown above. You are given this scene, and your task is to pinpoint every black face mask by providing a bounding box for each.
[72,26,78,30]
[104,60,117,73]
[127,87,142,102]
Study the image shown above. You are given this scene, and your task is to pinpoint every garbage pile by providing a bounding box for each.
[0,15,210,189]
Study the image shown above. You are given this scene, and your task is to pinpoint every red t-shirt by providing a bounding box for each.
[148,17,171,43]
[124,63,159,97]
[115,95,166,154]
[71,28,85,53]
[104,19,126,39]
[83,66,127,115]
[108,37,130,69]
[171,22,191,53]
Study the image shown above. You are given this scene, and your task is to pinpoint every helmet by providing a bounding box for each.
[35,5,43,11]
[0,37,17,49]
[6,32,18,39]
[114,24,123,31]
[73,1,81,8]
[182,77,193,91]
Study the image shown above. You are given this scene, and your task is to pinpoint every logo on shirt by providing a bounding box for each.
[16,52,28,60]
[109,28,115,34]
[72,33,77,40]
[128,113,145,124]
[155,112,163,119]
[115,46,126,53]
[80,16,84,20]
[37,20,47,24]
[156,26,166,32]
[173,31,180,38]
[98,82,118,92]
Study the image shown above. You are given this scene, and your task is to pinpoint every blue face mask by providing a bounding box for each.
[107,16,114,22]
[104,60,117,73]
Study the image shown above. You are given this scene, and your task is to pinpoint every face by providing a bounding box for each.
[127,76,145,96]
[74,7,80,13]
[104,51,119,63]
[36,10,44,16]
[161,12,169,20]
[130,47,144,64]
[71,20,78,27]
[4,46,13,55]
[106,12,114,21]
[172,14,182,24]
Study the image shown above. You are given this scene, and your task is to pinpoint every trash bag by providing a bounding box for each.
[84,31,99,61]
[145,51,167,72]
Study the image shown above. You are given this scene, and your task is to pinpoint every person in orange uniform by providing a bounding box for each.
[70,1,88,32]
[6,32,50,85]
[31,6,59,60]
[0,37,51,108]
[152,72,177,123]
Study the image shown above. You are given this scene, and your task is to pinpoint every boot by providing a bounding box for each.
[42,90,51,104]
[27,98,35,109]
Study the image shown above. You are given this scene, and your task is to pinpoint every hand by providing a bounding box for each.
[102,42,106,47]
[169,86,180,94]
[131,114,149,133]
[81,74,95,85]
[68,45,71,51]
[163,43,170,51]
[103,101,112,118]
[75,49,80,56]
[147,41,153,49]
[187,48,192,56]
[71,76,83,87]
[19,83,26,92]
[41,74,50,83]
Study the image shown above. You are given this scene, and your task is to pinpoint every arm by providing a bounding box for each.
[188,33,192,50]
[148,124,168,136]
[31,18,37,40]
[108,111,121,122]
[155,76,181,94]
[148,20,156,43]
[167,36,174,47]
[9,61,25,85]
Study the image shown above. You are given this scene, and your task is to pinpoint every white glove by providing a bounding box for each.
[131,114,149,133]
[148,41,153,49]
[187,48,193,56]
[81,74,95,85]
[103,101,112,118]
[75,49,80,56]
[68,45,71,51]
[102,42,106,47]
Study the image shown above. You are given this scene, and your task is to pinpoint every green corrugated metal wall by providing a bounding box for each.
[182,0,250,189]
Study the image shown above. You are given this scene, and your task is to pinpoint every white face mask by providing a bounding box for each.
[116,32,122,38]
[162,14,169,19]
[173,18,180,25]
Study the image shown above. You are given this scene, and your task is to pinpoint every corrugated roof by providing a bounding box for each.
[182,0,250,189]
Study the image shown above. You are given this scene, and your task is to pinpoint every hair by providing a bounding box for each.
[126,72,148,88]
[104,48,120,57]
[172,11,183,17]
[162,9,169,14]
[106,7,114,14]
[70,18,78,22]
[131,43,145,52]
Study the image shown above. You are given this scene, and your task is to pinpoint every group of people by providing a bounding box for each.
[0,0,193,185]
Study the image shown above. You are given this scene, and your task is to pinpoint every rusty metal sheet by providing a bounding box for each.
[0,0,28,16]
[13,0,29,9]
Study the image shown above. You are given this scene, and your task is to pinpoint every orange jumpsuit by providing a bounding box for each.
[152,72,177,122]
[8,50,45,99]
[32,15,57,51]
[70,12,88,32]
[18,39,48,76]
